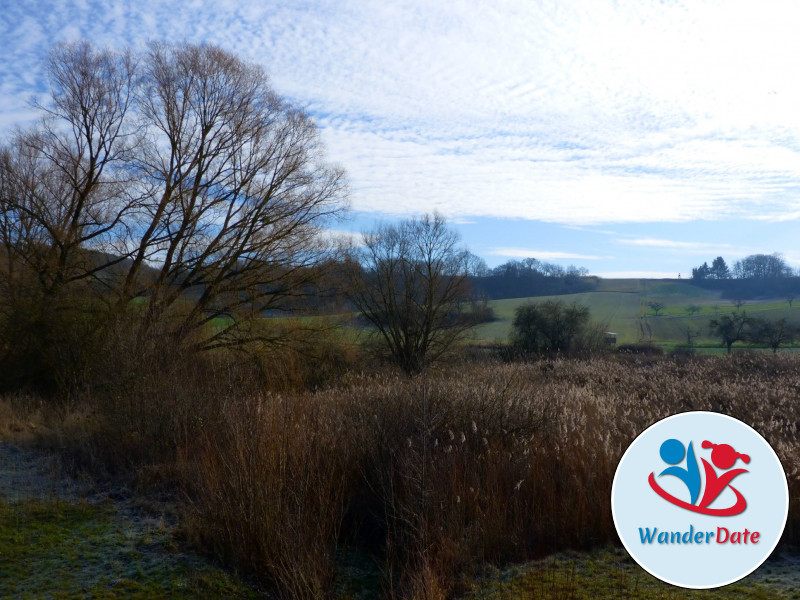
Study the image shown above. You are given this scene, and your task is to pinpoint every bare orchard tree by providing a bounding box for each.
[709,312,751,353]
[347,213,474,374]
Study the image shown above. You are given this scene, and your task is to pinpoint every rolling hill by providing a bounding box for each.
[470,278,800,350]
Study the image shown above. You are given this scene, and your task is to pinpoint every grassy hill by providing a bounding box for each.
[471,278,800,350]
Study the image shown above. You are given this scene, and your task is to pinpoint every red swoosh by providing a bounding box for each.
[648,472,747,516]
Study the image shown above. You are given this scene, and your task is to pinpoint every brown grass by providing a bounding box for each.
[173,353,800,598]
[182,394,357,599]
[10,351,800,598]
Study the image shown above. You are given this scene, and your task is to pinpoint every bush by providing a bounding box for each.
[0,285,105,395]
[510,300,605,357]
[183,394,356,599]
[669,345,696,359]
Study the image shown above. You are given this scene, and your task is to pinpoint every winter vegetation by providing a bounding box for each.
[4,42,800,599]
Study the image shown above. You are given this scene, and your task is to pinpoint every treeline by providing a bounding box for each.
[691,253,800,299]
[709,312,797,353]
[471,257,597,299]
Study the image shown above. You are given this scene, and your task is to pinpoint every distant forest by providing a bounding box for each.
[470,257,598,299]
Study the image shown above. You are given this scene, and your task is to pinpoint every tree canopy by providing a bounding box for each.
[510,300,596,356]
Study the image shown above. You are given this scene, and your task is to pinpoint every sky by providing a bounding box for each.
[3,1,800,278]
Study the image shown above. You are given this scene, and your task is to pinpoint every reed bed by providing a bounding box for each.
[176,353,800,598]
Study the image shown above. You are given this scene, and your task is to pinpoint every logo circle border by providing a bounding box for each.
[611,410,789,589]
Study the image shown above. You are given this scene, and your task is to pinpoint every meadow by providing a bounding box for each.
[471,278,800,350]
[4,37,798,599]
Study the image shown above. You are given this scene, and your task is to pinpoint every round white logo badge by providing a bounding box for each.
[612,411,788,588]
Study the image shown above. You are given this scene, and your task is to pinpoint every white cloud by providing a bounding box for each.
[615,238,738,253]
[488,247,605,260]
[4,1,800,224]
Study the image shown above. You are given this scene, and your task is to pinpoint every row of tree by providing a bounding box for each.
[692,254,794,280]
[471,258,596,299]
[709,313,796,353]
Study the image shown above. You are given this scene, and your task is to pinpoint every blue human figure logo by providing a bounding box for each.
[658,438,701,505]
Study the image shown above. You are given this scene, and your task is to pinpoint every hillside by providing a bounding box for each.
[471,278,800,348]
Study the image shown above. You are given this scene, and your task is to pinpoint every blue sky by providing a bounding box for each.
[3,1,800,277]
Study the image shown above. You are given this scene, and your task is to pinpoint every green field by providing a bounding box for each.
[471,278,800,349]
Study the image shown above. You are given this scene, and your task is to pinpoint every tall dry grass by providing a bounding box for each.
[176,353,800,598]
[13,347,800,598]
[182,394,357,599]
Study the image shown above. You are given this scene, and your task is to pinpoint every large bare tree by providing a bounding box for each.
[347,213,474,374]
[0,41,348,354]
[121,43,347,349]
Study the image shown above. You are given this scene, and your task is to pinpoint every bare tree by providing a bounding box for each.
[0,41,136,298]
[709,312,751,353]
[119,43,347,350]
[750,317,796,354]
[346,213,473,374]
[647,301,665,316]
[0,41,348,356]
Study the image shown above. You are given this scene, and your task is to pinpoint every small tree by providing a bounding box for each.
[647,301,665,316]
[692,262,710,280]
[709,312,750,353]
[511,300,597,355]
[685,304,701,316]
[751,318,796,354]
[346,213,474,374]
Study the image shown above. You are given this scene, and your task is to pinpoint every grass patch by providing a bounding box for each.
[470,279,800,347]
[0,498,260,599]
[464,547,790,599]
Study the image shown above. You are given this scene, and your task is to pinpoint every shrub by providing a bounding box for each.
[510,300,605,357]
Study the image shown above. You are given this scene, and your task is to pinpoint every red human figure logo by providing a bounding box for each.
[698,441,750,511]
